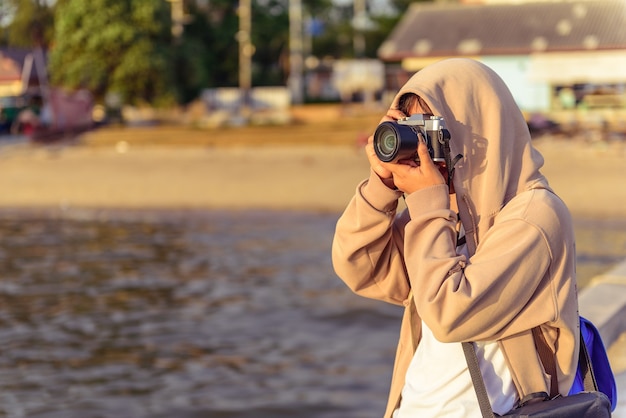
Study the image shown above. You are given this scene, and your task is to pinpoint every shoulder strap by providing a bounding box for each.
[532,326,598,394]
[462,341,496,418]
[578,329,599,392]
[531,327,560,398]
[463,324,596,418]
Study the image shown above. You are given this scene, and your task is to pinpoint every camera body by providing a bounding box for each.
[373,114,450,164]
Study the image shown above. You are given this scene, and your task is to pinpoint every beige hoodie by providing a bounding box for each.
[331,58,579,417]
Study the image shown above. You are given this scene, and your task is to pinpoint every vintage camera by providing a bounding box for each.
[373,114,451,164]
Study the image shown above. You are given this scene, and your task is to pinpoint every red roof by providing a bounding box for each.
[0,56,22,82]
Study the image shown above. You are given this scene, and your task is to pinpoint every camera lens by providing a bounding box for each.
[376,125,399,161]
[373,121,420,163]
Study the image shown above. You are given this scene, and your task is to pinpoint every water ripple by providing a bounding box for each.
[0,211,623,417]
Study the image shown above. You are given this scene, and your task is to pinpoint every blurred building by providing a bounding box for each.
[377,0,626,131]
[0,48,45,97]
[0,48,94,139]
[0,48,46,133]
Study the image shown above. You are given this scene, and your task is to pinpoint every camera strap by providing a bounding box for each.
[441,129,463,188]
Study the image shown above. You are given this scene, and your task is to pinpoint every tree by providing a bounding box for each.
[49,0,175,106]
[196,0,332,88]
[0,0,55,47]
[43,0,415,107]
[248,0,335,84]
[388,0,415,14]
[198,0,239,88]
[250,0,289,86]
[167,1,214,104]
[308,0,411,59]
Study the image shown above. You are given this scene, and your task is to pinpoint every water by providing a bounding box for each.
[0,210,624,418]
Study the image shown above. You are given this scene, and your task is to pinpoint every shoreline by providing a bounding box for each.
[0,101,624,220]
[0,138,624,220]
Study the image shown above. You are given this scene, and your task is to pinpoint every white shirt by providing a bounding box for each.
[393,320,518,417]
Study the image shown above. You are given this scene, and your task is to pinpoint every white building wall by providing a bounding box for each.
[402,56,552,113]
[480,56,551,113]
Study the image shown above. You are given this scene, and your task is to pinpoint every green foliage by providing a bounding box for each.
[389,0,417,14]
[1,0,55,47]
[308,0,403,59]
[197,0,239,88]
[4,0,426,107]
[304,0,333,16]
[250,0,289,86]
[49,0,175,106]
[364,13,404,58]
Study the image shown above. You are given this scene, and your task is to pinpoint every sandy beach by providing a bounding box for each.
[0,115,624,219]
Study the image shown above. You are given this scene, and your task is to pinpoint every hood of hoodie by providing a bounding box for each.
[390,58,551,254]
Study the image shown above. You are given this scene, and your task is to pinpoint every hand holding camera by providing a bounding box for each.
[369,113,453,194]
[364,109,407,189]
[381,136,447,195]
[373,114,450,164]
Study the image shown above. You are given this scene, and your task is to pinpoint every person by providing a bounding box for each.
[331,58,579,417]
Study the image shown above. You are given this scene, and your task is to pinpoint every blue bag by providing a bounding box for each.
[568,316,618,412]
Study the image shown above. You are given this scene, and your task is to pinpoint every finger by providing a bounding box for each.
[380,109,407,123]
[380,160,408,176]
[416,141,446,185]
[387,109,408,119]
[417,140,436,171]
[379,160,395,173]
[366,138,379,160]
[365,141,377,162]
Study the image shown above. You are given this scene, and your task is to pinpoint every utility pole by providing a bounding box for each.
[167,0,184,39]
[353,0,366,58]
[288,0,304,104]
[237,0,253,120]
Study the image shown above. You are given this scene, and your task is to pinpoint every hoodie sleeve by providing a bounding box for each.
[331,170,411,305]
[403,185,557,343]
